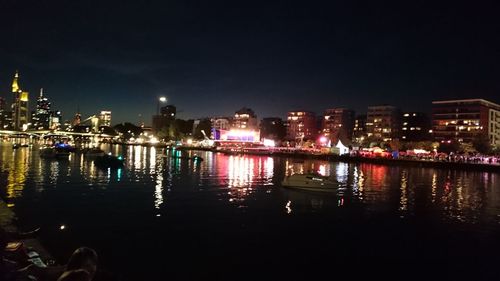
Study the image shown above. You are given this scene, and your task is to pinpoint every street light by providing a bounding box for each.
[157,96,167,115]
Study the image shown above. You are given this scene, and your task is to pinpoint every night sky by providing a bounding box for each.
[1,0,499,125]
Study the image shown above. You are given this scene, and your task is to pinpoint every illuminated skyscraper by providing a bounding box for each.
[31,88,52,129]
[99,110,112,126]
[11,71,29,131]
[0,97,7,129]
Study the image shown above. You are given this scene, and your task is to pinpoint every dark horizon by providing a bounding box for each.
[1,0,499,125]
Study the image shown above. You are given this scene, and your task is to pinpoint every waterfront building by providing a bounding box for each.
[366,105,401,141]
[11,71,29,131]
[401,112,431,141]
[152,105,176,132]
[50,110,62,130]
[432,99,500,147]
[99,110,112,127]
[161,105,176,119]
[232,107,258,130]
[352,114,367,143]
[286,110,317,141]
[211,116,232,131]
[322,108,355,143]
[260,117,286,141]
[210,108,260,143]
[31,88,52,130]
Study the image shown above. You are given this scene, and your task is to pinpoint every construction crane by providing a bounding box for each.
[200,129,215,147]
[201,129,210,140]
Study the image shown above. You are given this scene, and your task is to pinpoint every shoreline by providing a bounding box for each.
[176,146,500,173]
[0,199,53,265]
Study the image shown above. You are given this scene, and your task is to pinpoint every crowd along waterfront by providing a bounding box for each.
[1,142,500,280]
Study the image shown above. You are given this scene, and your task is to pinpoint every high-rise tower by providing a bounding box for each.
[11,71,29,131]
[31,88,52,129]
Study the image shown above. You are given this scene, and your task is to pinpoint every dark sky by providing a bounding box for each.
[1,0,499,125]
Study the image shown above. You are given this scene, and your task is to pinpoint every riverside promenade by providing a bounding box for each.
[177,146,500,173]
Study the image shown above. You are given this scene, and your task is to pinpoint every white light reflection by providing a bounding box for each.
[399,170,408,212]
[335,162,348,184]
[134,146,142,170]
[318,164,326,176]
[431,172,437,203]
[227,156,254,188]
[154,154,165,211]
[285,200,292,214]
[150,147,157,173]
[263,157,274,185]
[154,172,164,209]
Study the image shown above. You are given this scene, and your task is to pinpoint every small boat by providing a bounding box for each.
[84,148,106,157]
[192,155,204,161]
[12,143,20,149]
[94,154,124,168]
[40,147,57,158]
[170,154,204,161]
[281,173,338,192]
[40,147,70,159]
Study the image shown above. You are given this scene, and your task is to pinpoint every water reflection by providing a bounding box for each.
[0,143,499,226]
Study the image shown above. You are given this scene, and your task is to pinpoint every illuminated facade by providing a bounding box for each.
[352,114,367,143]
[218,129,260,142]
[366,105,401,141]
[401,112,431,141]
[11,71,29,131]
[432,99,500,146]
[211,116,232,131]
[99,110,112,126]
[232,107,258,130]
[286,111,317,140]
[322,108,355,143]
[0,97,8,129]
[50,110,62,130]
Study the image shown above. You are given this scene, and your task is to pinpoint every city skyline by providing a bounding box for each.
[1,1,499,124]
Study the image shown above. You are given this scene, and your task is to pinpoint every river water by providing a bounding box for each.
[1,143,500,280]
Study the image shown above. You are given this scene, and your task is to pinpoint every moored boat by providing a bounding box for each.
[281,173,338,192]
[84,148,106,157]
[39,147,70,159]
[94,154,124,168]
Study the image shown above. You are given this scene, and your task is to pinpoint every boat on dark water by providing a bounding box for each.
[84,148,106,157]
[169,155,204,162]
[282,173,338,192]
[94,154,124,168]
[39,147,70,159]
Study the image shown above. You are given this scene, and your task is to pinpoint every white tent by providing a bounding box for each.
[336,140,349,155]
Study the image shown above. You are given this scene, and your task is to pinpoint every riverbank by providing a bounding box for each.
[176,146,500,173]
[0,199,53,265]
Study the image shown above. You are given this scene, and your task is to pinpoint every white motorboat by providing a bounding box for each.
[281,173,338,192]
